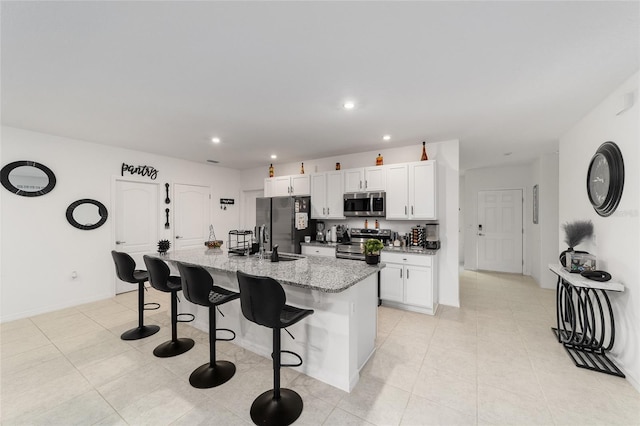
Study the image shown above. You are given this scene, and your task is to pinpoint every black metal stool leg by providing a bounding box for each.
[249,328,303,426]
[188,306,236,388]
[121,281,160,340]
[153,291,195,357]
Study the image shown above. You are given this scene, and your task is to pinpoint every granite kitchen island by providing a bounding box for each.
[150,248,383,392]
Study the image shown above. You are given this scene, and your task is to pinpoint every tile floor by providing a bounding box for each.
[1,270,639,425]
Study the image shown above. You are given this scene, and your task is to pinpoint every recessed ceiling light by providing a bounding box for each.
[211,137,221,144]
[343,101,355,110]
[271,154,277,159]
[383,135,391,141]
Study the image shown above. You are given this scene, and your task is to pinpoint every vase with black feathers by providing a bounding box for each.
[559,220,593,267]
[157,239,171,255]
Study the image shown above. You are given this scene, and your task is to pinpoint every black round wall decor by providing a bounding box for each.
[586,141,624,217]
[66,199,109,230]
[0,160,57,197]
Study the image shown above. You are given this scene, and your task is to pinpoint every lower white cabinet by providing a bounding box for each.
[380,251,438,315]
[301,245,336,257]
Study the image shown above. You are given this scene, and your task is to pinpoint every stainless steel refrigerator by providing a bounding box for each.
[255,196,315,254]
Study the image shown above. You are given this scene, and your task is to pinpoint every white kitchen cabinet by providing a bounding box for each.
[385,161,436,220]
[343,166,386,193]
[264,174,310,197]
[301,245,336,257]
[380,251,438,315]
[310,171,344,219]
[385,164,409,219]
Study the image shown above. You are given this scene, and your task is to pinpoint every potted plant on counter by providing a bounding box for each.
[364,239,384,265]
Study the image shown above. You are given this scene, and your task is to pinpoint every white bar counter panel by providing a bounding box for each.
[152,248,383,392]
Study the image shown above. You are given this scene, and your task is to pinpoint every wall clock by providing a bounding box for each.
[586,141,624,217]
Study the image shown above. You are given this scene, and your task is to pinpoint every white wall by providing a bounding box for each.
[559,72,640,390]
[1,126,242,322]
[241,141,461,308]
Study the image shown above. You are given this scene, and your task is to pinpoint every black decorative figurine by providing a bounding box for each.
[157,239,171,255]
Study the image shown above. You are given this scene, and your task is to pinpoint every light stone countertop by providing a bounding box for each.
[152,248,384,293]
[382,246,439,256]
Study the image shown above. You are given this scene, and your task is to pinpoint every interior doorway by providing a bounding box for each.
[477,189,523,274]
[113,179,160,294]
[173,183,211,250]
[241,189,263,231]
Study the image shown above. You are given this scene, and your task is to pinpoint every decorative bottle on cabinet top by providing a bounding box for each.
[421,141,428,161]
[376,153,383,166]
[300,162,305,174]
[269,163,274,178]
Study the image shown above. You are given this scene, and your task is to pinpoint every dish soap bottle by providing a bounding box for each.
[376,153,383,166]
[269,163,274,178]
[420,141,428,161]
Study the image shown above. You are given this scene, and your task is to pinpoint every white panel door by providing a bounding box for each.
[114,180,159,294]
[477,189,523,273]
[174,184,210,250]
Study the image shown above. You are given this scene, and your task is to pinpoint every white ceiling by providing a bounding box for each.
[1,1,638,171]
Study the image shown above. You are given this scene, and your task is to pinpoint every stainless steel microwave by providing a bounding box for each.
[343,192,386,217]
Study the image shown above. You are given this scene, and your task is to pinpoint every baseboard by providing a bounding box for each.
[610,353,640,394]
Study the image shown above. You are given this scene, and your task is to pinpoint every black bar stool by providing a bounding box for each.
[111,250,160,340]
[143,255,195,357]
[177,262,240,388]
[236,270,314,426]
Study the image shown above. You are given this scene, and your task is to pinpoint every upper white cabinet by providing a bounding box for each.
[385,161,436,220]
[343,166,386,193]
[310,171,344,219]
[264,174,310,197]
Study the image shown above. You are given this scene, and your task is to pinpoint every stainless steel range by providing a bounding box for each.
[336,228,392,260]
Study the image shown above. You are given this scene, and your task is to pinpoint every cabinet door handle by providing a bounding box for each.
[407,269,410,279]
[400,269,403,278]
[411,206,414,215]
[327,207,330,215]
[359,181,362,189]
[365,180,368,189]
[404,206,407,215]
[323,207,326,215]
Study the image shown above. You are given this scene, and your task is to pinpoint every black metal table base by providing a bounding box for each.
[552,328,625,377]
[552,272,625,378]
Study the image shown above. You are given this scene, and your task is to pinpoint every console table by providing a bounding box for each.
[549,264,625,377]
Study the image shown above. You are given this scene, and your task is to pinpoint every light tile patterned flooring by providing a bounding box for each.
[2,270,639,425]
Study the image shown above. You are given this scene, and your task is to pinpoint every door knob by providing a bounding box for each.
[115,240,126,244]
[176,235,182,239]
[478,233,485,236]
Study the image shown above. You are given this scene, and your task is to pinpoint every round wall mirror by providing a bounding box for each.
[1,160,57,197]
[66,199,108,230]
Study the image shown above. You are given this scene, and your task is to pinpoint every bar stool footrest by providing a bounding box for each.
[177,313,195,323]
[279,350,303,367]
[144,302,161,311]
[215,327,236,342]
